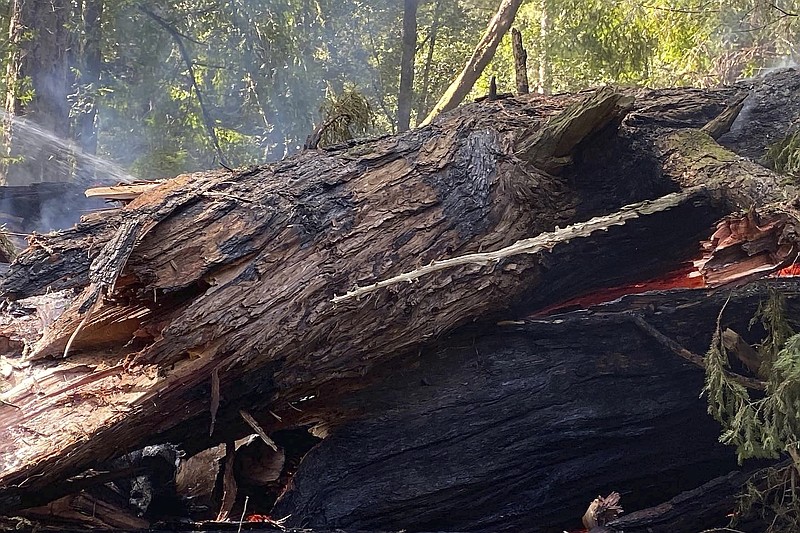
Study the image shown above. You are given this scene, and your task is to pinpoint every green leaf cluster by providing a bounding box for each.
[766,131,800,178]
[704,290,800,462]
[704,289,800,528]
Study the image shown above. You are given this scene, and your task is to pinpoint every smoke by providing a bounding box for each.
[0,110,127,234]
[1,110,134,186]
[758,55,800,77]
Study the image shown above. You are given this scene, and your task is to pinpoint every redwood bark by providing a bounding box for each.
[0,87,632,510]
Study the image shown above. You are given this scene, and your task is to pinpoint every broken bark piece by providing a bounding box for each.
[722,328,762,375]
[517,86,634,173]
[85,182,161,202]
[582,491,623,529]
[20,491,150,531]
[0,230,16,263]
[696,210,796,287]
[701,93,748,140]
[175,444,225,518]
[216,441,237,521]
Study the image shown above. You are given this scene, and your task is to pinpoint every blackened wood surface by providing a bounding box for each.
[271,282,783,532]
[604,470,758,533]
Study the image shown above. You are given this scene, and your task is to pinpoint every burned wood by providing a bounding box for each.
[210,365,220,436]
[2,89,615,508]
[601,470,757,533]
[85,182,160,202]
[628,313,766,390]
[216,441,237,521]
[722,327,762,375]
[657,128,800,210]
[21,491,150,531]
[303,113,350,150]
[701,92,748,140]
[697,209,797,287]
[517,86,634,174]
[271,281,788,532]
[240,410,278,452]
[510,28,529,95]
[1,71,800,531]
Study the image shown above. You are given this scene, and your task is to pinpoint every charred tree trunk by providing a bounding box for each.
[0,70,800,531]
[511,27,529,95]
[271,281,789,532]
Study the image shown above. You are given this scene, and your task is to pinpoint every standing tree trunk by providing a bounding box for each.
[537,0,551,95]
[2,0,73,185]
[139,6,229,168]
[77,0,103,157]
[419,0,524,126]
[396,0,418,132]
[414,0,443,121]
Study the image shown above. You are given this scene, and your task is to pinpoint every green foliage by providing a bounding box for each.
[5,0,800,178]
[704,324,764,459]
[478,0,800,96]
[765,131,800,178]
[705,289,800,529]
[735,464,800,532]
[751,288,797,373]
[316,86,374,147]
[704,290,800,462]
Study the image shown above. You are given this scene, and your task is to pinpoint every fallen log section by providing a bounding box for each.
[1,69,800,531]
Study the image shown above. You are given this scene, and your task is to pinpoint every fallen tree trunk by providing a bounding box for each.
[1,69,800,529]
[270,279,798,532]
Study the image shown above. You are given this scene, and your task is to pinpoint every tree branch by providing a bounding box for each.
[138,5,230,168]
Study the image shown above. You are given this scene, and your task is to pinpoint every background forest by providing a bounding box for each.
[0,0,798,184]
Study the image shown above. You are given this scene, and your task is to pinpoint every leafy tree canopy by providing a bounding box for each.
[0,0,798,179]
